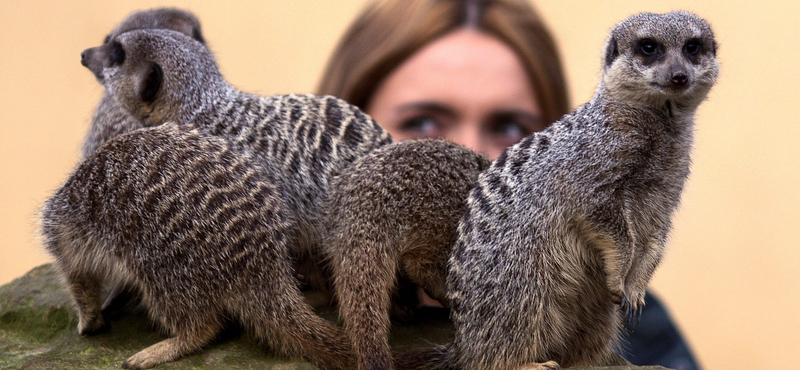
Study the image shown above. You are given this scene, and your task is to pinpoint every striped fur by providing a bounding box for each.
[81,27,392,301]
[42,123,355,369]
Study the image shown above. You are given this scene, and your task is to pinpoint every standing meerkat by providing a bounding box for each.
[391,11,719,370]
[80,28,392,299]
[323,139,490,370]
[81,8,206,158]
[41,123,355,370]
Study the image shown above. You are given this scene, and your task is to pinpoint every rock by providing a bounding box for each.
[0,264,450,370]
[0,265,671,370]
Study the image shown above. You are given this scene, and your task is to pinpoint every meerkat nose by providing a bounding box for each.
[671,73,688,87]
[80,50,88,66]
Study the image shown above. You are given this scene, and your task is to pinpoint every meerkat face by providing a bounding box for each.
[601,12,719,110]
[81,29,223,126]
[81,40,127,83]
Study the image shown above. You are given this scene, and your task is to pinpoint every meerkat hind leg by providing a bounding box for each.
[122,321,221,369]
[518,360,561,370]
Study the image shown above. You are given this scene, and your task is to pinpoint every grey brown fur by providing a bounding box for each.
[323,139,490,370]
[81,28,392,299]
[41,123,354,369]
[393,11,719,370]
[81,8,206,158]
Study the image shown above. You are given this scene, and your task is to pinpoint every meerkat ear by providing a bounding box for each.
[604,36,619,67]
[139,62,163,103]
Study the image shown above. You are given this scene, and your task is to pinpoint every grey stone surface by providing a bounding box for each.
[0,265,670,370]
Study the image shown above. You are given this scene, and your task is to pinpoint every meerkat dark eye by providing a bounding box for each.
[108,41,126,66]
[684,39,702,55]
[639,40,658,55]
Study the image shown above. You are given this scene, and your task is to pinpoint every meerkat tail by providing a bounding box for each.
[393,345,454,370]
[239,275,356,370]
[330,235,401,370]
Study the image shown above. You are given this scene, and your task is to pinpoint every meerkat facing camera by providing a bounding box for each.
[81,8,206,158]
[42,123,355,370]
[387,11,719,370]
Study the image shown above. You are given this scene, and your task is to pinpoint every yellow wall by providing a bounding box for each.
[1,1,798,369]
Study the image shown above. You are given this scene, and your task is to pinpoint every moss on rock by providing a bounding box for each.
[0,265,670,370]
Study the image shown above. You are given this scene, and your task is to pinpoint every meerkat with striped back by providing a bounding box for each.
[80,27,393,303]
[42,123,355,369]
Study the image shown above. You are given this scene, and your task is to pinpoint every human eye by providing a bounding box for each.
[486,112,545,148]
[397,115,444,139]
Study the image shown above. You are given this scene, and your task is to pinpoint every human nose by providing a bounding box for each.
[447,123,485,156]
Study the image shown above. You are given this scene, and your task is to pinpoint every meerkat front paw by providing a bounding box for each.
[630,289,646,312]
[627,279,648,308]
[621,284,647,314]
[619,293,644,329]
[519,360,561,370]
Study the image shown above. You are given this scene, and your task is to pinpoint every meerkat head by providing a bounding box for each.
[81,29,225,126]
[105,8,205,46]
[600,11,719,112]
[82,8,206,84]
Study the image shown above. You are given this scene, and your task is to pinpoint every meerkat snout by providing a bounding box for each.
[666,59,690,89]
[81,41,125,82]
[671,72,688,87]
[80,48,102,80]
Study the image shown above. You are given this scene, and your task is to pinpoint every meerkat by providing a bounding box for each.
[80,28,392,303]
[81,8,206,158]
[78,8,209,311]
[41,122,355,370]
[388,11,719,370]
[322,139,490,370]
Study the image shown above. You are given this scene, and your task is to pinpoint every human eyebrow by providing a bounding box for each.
[396,101,459,119]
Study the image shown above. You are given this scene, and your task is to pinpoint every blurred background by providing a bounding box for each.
[1,1,798,369]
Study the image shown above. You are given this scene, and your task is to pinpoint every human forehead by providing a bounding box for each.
[374,29,538,113]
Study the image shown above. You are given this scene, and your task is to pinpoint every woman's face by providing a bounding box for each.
[367,29,544,159]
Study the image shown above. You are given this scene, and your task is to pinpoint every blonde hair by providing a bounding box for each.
[317,0,569,124]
